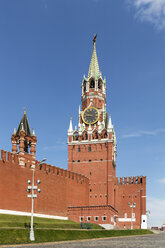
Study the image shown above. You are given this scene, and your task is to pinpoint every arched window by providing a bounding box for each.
[98,80,102,89]
[90,80,95,88]
[24,139,29,153]
[93,130,98,139]
[73,132,78,141]
[82,131,88,140]
[84,83,86,93]
[102,129,107,139]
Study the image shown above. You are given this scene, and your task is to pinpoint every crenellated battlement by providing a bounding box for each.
[36,160,88,184]
[116,176,146,185]
[0,149,89,185]
[0,150,18,164]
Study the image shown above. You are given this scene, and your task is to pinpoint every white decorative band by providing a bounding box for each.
[0,209,68,220]
[118,218,136,222]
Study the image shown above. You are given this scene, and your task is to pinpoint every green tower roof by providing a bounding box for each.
[16,109,32,136]
[88,37,101,80]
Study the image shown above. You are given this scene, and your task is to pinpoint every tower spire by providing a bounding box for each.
[16,109,32,136]
[88,34,101,80]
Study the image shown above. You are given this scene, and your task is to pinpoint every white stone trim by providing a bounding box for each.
[94,216,99,221]
[82,95,105,102]
[141,214,147,229]
[80,216,84,222]
[68,160,113,164]
[102,216,107,221]
[87,216,91,221]
[68,139,113,145]
[118,218,136,222]
[0,209,68,220]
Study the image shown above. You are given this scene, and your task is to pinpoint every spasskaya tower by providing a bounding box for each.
[68,35,117,207]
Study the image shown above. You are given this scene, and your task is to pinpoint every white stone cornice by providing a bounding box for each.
[81,95,105,103]
[67,138,113,145]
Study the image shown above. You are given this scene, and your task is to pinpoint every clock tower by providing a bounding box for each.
[68,36,117,207]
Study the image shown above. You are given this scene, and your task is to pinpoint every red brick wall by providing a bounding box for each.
[115,176,146,229]
[68,142,116,206]
[0,150,89,217]
[68,205,118,225]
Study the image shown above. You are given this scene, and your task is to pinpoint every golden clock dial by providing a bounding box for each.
[82,107,99,125]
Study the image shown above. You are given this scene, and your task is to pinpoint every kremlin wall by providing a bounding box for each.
[0,37,147,230]
[0,149,89,217]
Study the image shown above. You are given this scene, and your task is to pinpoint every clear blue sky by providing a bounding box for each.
[0,0,165,227]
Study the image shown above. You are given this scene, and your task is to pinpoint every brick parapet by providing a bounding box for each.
[0,149,89,216]
[0,149,88,185]
[116,176,145,185]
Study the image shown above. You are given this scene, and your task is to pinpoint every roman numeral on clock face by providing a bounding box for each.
[82,107,99,125]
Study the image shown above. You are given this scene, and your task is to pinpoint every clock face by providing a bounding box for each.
[82,107,99,125]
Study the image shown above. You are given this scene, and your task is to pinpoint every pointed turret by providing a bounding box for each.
[11,109,37,161]
[88,35,101,80]
[16,108,32,136]
[107,114,113,132]
[68,117,73,134]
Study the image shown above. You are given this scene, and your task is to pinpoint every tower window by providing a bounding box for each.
[90,80,95,88]
[89,160,91,162]
[88,146,91,152]
[24,139,29,153]
[82,132,88,141]
[92,131,98,139]
[78,160,80,163]
[78,147,80,152]
[73,132,78,141]
[98,80,102,89]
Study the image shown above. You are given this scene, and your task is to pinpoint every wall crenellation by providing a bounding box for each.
[0,149,88,185]
[117,176,144,185]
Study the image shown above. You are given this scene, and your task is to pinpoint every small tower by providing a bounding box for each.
[11,109,37,167]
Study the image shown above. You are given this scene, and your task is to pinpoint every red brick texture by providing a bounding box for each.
[114,176,146,229]
[68,205,118,225]
[0,150,89,217]
[68,142,116,206]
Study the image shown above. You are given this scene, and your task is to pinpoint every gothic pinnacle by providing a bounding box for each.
[107,114,113,132]
[32,128,36,136]
[68,117,73,134]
